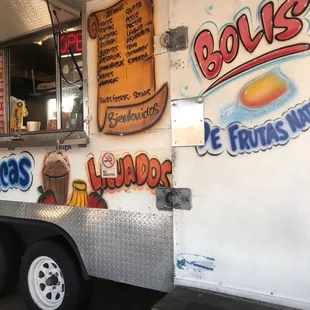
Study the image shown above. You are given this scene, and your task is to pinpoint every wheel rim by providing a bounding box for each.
[28,256,65,310]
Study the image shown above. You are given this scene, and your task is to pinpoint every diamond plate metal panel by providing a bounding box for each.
[0,201,174,292]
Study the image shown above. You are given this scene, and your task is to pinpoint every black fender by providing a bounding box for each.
[0,216,90,280]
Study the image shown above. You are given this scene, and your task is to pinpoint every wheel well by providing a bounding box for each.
[0,217,90,280]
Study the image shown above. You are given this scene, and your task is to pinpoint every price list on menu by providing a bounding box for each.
[88,0,161,134]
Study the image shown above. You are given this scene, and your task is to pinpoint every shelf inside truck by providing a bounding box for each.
[0,129,88,150]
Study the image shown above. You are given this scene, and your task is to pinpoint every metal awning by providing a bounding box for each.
[0,0,52,42]
[0,0,87,43]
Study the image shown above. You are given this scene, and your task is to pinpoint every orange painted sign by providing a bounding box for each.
[88,0,168,134]
[87,152,172,192]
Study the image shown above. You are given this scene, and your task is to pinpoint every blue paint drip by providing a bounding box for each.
[193,263,214,271]
[177,259,186,270]
[205,4,214,15]
[177,253,216,272]
[304,18,310,34]
[233,6,253,24]
[257,0,269,22]
[179,85,190,97]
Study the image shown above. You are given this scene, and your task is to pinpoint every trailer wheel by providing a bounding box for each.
[0,227,20,297]
[21,240,92,310]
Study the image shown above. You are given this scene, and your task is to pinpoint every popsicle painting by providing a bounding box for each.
[220,69,295,126]
[191,0,310,156]
[240,71,289,110]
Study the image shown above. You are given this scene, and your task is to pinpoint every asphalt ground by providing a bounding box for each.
[0,279,166,310]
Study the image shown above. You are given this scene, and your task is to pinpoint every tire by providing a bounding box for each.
[20,240,92,310]
[0,226,21,297]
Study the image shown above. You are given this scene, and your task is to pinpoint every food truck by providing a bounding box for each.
[0,0,309,309]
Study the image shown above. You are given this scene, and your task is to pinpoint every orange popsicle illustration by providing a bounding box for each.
[240,71,289,109]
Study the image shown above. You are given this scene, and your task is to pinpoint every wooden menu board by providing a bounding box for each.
[88,0,168,135]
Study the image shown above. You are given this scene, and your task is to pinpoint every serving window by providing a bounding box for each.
[60,30,83,131]
[5,26,84,136]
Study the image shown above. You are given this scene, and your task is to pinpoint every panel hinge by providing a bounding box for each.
[84,114,92,125]
[160,26,188,52]
[156,188,192,211]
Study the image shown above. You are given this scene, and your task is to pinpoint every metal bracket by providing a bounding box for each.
[160,26,188,52]
[84,115,92,125]
[171,96,205,147]
[156,188,192,211]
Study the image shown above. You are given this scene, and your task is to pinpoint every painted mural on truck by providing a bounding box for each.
[189,0,310,156]
[88,0,168,135]
[87,152,172,192]
[37,151,172,208]
[0,152,34,192]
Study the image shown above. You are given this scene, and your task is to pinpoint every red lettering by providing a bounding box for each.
[237,15,264,53]
[87,158,102,191]
[115,158,124,188]
[160,160,172,188]
[219,25,239,63]
[60,31,83,55]
[194,30,223,79]
[87,154,172,193]
[60,35,67,55]
[107,178,115,189]
[261,2,274,44]
[68,34,76,50]
[102,179,109,190]
[136,154,149,186]
[193,0,310,89]
[147,159,161,189]
[123,155,136,187]
[205,44,310,93]
[274,0,308,41]
[76,32,82,52]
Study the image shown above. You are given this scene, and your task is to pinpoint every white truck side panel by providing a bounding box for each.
[171,0,310,308]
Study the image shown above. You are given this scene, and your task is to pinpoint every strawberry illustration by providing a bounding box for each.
[37,186,57,205]
[87,189,107,209]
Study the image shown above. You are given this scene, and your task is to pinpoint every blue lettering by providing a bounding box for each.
[297,108,310,128]
[302,103,310,119]
[203,121,211,145]
[0,155,33,192]
[248,129,260,148]
[275,120,289,141]
[238,129,251,151]
[286,110,303,133]
[228,124,240,152]
[198,102,310,157]
[0,162,8,189]
[8,159,19,186]
[211,128,222,150]
[266,123,279,145]
[19,157,32,190]
[255,126,267,147]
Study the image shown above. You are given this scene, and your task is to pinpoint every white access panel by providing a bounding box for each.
[170,0,310,309]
